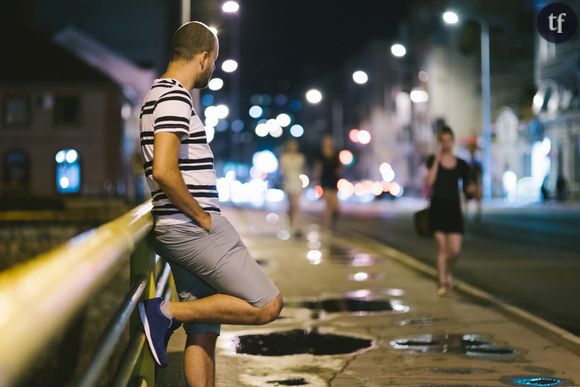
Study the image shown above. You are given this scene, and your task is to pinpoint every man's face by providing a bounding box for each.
[195,43,219,89]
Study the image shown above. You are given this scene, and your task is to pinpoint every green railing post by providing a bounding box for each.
[129,239,156,387]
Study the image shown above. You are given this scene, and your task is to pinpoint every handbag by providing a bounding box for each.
[413,207,433,238]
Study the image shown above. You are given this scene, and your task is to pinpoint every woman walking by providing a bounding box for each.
[426,126,474,296]
[315,135,343,233]
[280,139,306,237]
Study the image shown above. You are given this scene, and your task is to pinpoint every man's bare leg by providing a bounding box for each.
[183,332,217,387]
[168,293,283,326]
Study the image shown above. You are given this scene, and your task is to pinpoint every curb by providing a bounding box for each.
[339,225,580,351]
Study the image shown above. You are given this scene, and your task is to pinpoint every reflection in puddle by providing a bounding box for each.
[229,329,374,356]
[345,288,405,298]
[306,249,322,265]
[300,297,409,314]
[349,271,383,281]
[390,333,517,359]
[351,253,378,266]
[502,375,569,386]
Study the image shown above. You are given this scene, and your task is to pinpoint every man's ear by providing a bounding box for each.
[200,51,210,70]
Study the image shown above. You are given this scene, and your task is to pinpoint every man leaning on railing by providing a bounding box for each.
[137,21,283,387]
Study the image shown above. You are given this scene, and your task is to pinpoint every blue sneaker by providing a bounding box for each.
[138,297,182,367]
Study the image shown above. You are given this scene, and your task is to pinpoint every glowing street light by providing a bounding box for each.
[221,59,238,73]
[208,77,224,91]
[276,113,292,127]
[390,43,406,58]
[352,70,368,85]
[290,124,304,138]
[255,123,269,137]
[442,10,460,25]
[249,105,263,118]
[222,1,239,13]
[357,130,371,145]
[339,150,354,166]
[305,89,323,104]
[215,104,229,119]
[349,129,360,143]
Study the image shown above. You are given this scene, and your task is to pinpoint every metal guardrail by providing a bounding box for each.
[0,201,175,387]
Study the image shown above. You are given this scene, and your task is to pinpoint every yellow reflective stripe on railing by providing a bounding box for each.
[0,201,154,387]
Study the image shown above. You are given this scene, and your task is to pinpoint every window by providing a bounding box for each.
[54,96,81,126]
[3,149,30,192]
[3,95,30,126]
[55,149,81,193]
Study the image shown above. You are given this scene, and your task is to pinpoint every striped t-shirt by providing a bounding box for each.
[139,78,220,225]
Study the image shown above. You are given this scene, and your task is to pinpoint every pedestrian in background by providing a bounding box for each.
[280,139,306,237]
[426,126,475,296]
[314,135,343,234]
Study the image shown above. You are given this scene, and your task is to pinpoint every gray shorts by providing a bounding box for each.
[150,212,279,336]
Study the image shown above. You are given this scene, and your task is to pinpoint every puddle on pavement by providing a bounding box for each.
[299,297,409,315]
[266,377,309,386]
[502,375,570,386]
[228,328,374,356]
[390,333,517,359]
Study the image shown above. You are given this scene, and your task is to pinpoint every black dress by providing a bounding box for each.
[318,151,341,190]
[426,155,471,234]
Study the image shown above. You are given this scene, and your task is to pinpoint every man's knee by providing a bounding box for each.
[255,294,284,324]
[186,332,218,349]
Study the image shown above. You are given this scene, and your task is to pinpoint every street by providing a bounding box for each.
[334,201,580,336]
[157,205,580,387]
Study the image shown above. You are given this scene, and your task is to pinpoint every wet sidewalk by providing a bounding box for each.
[157,206,580,387]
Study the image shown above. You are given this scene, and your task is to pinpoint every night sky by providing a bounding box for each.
[27,0,413,100]
[237,0,411,93]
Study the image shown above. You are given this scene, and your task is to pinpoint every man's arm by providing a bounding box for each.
[152,132,211,231]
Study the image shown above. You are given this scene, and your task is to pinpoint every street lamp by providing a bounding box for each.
[222,1,239,13]
[352,70,368,85]
[442,10,459,25]
[443,10,492,199]
[222,59,238,73]
[306,89,323,104]
[390,43,407,58]
[208,77,224,91]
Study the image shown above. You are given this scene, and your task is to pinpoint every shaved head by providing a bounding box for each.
[170,21,218,62]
